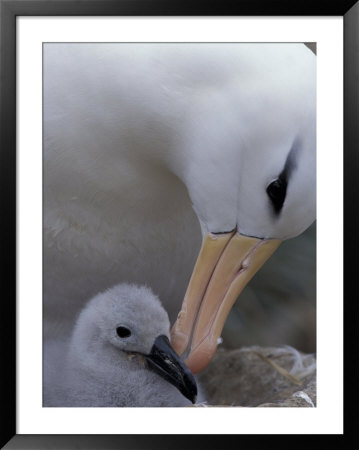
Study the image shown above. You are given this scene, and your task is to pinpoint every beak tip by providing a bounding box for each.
[146,335,198,404]
[170,330,188,356]
[185,339,218,374]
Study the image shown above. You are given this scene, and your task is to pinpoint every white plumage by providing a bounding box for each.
[43,43,316,372]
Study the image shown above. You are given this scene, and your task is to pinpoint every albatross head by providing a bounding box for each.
[71,283,198,403]
[171,44,316,373]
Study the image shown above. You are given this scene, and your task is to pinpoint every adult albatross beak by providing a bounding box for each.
[171,231,281,373]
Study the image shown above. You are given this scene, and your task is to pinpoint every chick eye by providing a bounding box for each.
[266,176,287,213]
[116,326,131,338]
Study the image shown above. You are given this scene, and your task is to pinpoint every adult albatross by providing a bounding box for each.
[44,43,316,374]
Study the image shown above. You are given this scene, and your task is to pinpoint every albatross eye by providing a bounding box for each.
[116,326,132,338]
[266,176,287,213]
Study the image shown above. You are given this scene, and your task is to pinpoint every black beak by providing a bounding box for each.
[145,335,198,404]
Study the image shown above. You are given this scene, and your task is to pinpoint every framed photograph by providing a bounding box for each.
[1,1,356,448]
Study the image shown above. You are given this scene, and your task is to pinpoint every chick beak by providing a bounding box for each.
[145,335,198,404]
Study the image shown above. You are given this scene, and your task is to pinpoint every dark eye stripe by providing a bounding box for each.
[266,139,299,214]
[266,174,287,213]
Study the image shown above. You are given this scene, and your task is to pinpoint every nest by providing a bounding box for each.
[196,345,316,407]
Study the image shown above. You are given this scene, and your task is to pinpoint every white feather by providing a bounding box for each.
[43,43,316,342]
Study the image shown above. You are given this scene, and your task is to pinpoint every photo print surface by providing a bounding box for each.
[43,43,316,408]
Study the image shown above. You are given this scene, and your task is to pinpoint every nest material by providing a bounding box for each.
[197,345,316,407]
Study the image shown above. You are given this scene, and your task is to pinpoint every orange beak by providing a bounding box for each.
[171,231,281,373]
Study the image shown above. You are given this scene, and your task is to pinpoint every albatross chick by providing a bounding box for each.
[45,283,199,407]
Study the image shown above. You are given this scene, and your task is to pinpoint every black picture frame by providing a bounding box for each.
[1,1,357,448]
